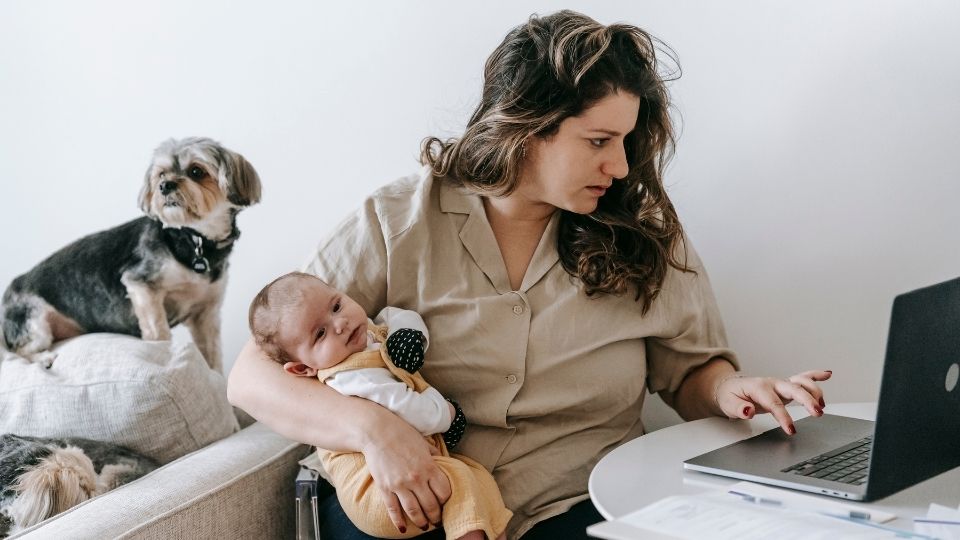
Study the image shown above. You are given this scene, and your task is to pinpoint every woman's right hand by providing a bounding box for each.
[362,419,451,533]
[229,338,451,531]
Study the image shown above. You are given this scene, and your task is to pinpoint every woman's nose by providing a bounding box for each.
[601,142,629,179]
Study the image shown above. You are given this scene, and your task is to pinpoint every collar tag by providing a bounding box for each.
[191,235,210,274]
[192,257,210,273]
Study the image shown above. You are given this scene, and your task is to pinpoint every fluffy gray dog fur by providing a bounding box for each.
[0,434,158,536]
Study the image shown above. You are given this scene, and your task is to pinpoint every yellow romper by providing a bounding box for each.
[314,324,512,540]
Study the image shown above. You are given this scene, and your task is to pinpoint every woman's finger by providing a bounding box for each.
[380,490,408,534]
[728,396,756,419]
[714,382,756,419]
[791,369,833,382]
[396,489,430,531]
[412,482,443,528]
[775,378,823,418]
[428,473,452,505]
[787,375,826,408]
[749,385,796,434]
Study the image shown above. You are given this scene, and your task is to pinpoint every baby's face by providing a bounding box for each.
[276,279,369,371]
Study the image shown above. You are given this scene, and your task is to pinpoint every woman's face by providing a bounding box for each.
[520,91,640,215]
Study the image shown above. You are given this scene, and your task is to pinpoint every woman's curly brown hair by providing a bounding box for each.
[421,10,690,313]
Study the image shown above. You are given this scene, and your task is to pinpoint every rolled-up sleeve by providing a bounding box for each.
[645,238,739,395]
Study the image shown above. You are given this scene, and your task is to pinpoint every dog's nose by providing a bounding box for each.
[159,180,178,195]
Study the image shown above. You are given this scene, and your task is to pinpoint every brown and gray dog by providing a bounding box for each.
[0,137,261,372]
[0,434,158,536]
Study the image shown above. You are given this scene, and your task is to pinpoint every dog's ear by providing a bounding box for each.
[138,164,155,216]
[217,149,262,207]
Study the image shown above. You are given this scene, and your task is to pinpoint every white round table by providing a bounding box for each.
[589,403,960,531]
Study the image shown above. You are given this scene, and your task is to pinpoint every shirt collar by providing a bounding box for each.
[438,178,560,293]
[438,178,480,215]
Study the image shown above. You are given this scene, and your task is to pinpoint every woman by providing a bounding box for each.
[228,10,830,539]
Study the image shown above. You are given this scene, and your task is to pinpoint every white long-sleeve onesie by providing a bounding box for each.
[324,307,453,436]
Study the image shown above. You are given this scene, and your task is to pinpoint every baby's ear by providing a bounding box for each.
[283,362,317,378]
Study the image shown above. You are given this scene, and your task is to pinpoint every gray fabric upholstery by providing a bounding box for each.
[0,334,239,464]
[10,422,308,539]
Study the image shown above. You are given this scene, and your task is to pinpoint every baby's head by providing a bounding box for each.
[248,272,369,378]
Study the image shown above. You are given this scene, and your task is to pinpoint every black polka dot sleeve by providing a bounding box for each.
[442,399,467,450]
[385,328,425,373]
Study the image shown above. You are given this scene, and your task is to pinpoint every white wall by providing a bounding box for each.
[2,1,958,408]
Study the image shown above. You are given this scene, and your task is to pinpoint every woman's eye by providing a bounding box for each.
[589,138,608,147]
[333,301,342,313]
[187,166,206,180]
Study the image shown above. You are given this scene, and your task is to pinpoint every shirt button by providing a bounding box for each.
[506,374,518,384]
[512,305,523,315]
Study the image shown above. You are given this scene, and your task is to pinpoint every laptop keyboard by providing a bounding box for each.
[781,436,872,485]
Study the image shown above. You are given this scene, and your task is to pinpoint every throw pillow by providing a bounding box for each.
[0,334,239,464]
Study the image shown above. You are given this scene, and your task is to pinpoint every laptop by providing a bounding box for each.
[683,276,960,501]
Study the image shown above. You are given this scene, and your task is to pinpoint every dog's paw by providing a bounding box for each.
[139,328,172,341]
[29,351,57,369]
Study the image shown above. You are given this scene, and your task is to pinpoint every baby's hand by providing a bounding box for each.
[442,399,467,450]
[386,328,425,373]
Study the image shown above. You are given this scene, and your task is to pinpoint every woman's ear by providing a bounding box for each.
[283,361,318,378]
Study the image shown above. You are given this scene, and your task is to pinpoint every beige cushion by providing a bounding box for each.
[0,333,238,464]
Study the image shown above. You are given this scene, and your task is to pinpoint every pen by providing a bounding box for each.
[826,515,940,539]
[913,518,960,525]
[728,490,871,521]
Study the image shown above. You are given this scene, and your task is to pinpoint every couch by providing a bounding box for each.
[10,419,307,539]
[1,334,310,539]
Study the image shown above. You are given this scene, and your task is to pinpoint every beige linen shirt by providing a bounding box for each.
[305,167,738,538]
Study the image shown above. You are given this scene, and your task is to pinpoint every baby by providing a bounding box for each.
[248,272,511,540]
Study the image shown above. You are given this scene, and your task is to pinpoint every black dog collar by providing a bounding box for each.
[162,224,239,276]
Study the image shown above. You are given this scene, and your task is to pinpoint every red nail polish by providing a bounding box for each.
[742,406,751,417]
[825,370,833,374]
[814,406,823,416]
[788,423,796,435]
[399,526,406,534]
[819,397,826,408]
[421,525,430,531]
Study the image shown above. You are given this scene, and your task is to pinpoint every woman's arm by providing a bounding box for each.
[227,338,452,531]
[228,339,377,450]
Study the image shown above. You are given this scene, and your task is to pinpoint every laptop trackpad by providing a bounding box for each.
[685,414,874,475]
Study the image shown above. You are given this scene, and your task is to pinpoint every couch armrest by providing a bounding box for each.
[11,423,309,539]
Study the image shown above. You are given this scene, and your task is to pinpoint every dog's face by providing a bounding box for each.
[139,137,262,238]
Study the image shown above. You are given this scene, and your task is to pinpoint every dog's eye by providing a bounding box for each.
[187,166,207,180]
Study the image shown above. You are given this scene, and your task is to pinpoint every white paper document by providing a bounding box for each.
[587,488,922,540]
[913,503,960,540]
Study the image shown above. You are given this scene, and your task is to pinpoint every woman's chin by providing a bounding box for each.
[563,200,600,215]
